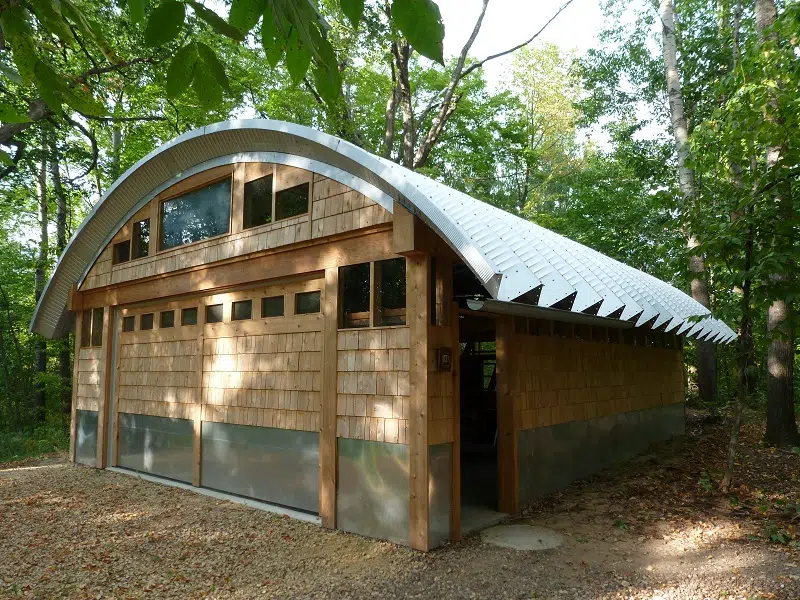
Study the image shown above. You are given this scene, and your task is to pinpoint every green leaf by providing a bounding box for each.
[0,150,13,166]
[196,42,229,91]
[261,6,284,67]
[192,60,222,109]
[0,63,23,85]
[284,28,312,85]
[144,0,185,47]
[28,0,75,44]
[312,60,341,105]
[0,103,32,124]
[61,0,120,62]
[62,84,107,116]
[32,60,64,114]
[129,0,146,24]
[166,43,198,99]
[187,2,245,41]
[340,0,365,29]
[0,6,38,84]
[229,0,264,33]
[391,0,444,64]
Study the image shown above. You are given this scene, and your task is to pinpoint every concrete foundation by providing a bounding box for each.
[517,403,685,506]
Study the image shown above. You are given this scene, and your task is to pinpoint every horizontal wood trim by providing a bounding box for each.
[203,314,322,338]
[76,227,395,310]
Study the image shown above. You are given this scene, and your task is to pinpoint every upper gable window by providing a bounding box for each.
[132,219,150,259]
[275,183,309,221]
[160,178,231,251]
[112,241,130,265]
[243,175,273,229]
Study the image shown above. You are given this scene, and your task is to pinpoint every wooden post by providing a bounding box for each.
[69,311,82,463]
[496,317,518,514]
[319,267,338,528]
[96,307,114,468]
[193,305,206,486]
[450,300,461,542]
[110,311,123,467]
[407,254,430,550]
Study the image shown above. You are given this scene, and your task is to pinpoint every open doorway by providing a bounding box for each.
[459,314,506,532]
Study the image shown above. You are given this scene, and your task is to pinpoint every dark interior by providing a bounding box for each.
[458,314,498,511]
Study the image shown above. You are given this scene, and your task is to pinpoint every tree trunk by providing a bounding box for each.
[660,0,717,403]
[755,0,799,446]
[50,139,72,423]
[392,40,415,169]
[33,140,49,424]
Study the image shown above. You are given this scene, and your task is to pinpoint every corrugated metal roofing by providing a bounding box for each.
[30,119,736,343]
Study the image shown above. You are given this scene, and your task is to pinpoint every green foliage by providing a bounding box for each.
[391,0,445,64]
[0,423,69,463]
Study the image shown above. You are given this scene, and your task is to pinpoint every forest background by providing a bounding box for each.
[0,0,798,482]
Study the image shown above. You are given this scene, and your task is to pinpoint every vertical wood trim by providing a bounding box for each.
[320,267,338,528]
[496,317,518,514]
[96,307,113,469]
[369,261,377,327]
[150,194,160,254]
[449,300,461,541]
[193,303,205,486]
[271,164,277,221]
[231,162,245,235]
[408,254,430,551]
[69,312,81,462]
[111,311,123,467]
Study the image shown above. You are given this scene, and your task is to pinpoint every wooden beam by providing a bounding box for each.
[319,267,339,528]
[110,311,123,468]
[77,227,394,310]
[230,163,245,235]
[393,201,421,256]
[407,254,430,550]
[495,317,518,514]
[69,311,82,462]
[193,303,206,486]
[95,307,114,468]
[450,300,461,542]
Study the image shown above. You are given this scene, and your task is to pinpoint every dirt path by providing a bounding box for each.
[1,415,798,599]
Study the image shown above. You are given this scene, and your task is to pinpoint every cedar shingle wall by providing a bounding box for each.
[511,328,684,431]
[75,347,104,411]
[336,327,410,444]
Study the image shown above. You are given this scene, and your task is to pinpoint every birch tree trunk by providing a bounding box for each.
[33,140,49,424]
[756,0,799,446]
[50,139,72,423]
[660,0,717,403]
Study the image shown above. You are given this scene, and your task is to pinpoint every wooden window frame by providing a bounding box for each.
[80,307,104,348]
[112,240,131,265]
[260,295,285,318]
[295,290,321,315]
[181,307,198,326]
[122,315,136,332]
[231,299,253,321]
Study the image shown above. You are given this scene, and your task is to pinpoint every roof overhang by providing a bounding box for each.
[31,119,736,344]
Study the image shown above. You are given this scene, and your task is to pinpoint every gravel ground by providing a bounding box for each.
[1,416,799,599]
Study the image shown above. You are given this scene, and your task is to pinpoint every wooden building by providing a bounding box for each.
[32,120,734,551]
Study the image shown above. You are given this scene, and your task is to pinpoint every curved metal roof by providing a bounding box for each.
[30,119,736,342]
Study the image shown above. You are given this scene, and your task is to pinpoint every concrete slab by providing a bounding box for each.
[461,504,508,535]
[481,524,564,551]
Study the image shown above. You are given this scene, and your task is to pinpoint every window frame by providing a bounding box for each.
[261,295,285,318]
[131,218,150,260]
[339,262,371,329]
[206,304,224,324]
[112,240,131,265]
[181,307,198,326]
[122,315,136,332]
[274,181,310,221]
[232,299,252,321]
[80,307,104,348]
[160,310,175,329]
[140,313,154,330]
[242,173,274,230]
[295,291,321,315]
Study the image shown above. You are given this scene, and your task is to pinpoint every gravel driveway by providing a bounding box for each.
[2,419,799,599]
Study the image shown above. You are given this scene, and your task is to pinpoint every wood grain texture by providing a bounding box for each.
[311,178,391,240]
[407,254,430,551]
[495,317,518,514]
[320,267,338,529]
[449,301,461,542]
[69,312,82,462]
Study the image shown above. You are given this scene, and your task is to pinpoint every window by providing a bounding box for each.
[160,310,175,328]
[80,308,106,347]
[243,175,273,229]
[377,258,407,326]
[122,316,135,332]
[140,313,154,330]
[181,307,198,326]
[261,295,284,318]
[275,182,309,220]
[340,263,370,328]
[232,300,252,321]
[132,219,150,259]
[295,291,320,314]
[160,178,231,250]
[113,240,130,265]
[206,304,224,323]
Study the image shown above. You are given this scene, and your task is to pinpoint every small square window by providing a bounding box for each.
[160,310,175,328]
[275,183,309,220]
[140,313,154,330]
[122,316,135,332]
[261,295,284,318]
[181,307,198,326]
[243,175,273,229]
[132,219,150,259]
[113,240,130,265]
[232,300,252,321]
[206,304,224,323]
[295,291,320,314]
[91,308,104,346]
